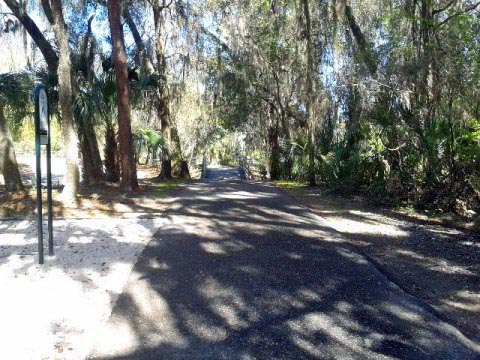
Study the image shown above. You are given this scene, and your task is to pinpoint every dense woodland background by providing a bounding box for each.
[0,0,479,219]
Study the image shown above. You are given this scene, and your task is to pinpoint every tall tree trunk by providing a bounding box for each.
[268,105,281,180]
[303,0,316,186]
[76,117,104,185]
[76,19,104,185]
[72,73,103,187]
[126,3,187,179]
[171,125,190,178]
[0,103,24,192]
[104,124,120,182]
[86,123,104,182]
[153,2,173,179]
[6,0,102,194]
[107,0,139,191]
[419,0,439,198]
[43,0,80,202]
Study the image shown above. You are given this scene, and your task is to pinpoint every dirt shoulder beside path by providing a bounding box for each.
[0,168,191,359]
[276,182,480,346]
[0,165,190,219]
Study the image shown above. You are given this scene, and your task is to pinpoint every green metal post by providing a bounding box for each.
[34,85,44,264]
[46,98,53,256]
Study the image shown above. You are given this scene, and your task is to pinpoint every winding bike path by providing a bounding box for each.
[90,167,479,359]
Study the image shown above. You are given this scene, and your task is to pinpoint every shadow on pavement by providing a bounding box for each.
[89,172,480,359]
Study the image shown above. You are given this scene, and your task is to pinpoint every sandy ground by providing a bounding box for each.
[14,153,67,187]
[0,216,168,360]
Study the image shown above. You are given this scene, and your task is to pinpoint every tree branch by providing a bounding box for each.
[343,1,377,76]
[123,6,144,52]
[3,0,58,73]
[433,0,456,15]
[439,1,480,25]
[40,0,54,24]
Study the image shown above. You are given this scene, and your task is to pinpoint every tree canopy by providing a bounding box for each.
[0,0,479,216]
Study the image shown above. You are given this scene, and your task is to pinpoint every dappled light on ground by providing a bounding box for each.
[0,217,167,359]
[278,184,480,347]
[89,174,479,359]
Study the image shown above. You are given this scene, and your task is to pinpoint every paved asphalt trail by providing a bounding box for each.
[90,167,480,359]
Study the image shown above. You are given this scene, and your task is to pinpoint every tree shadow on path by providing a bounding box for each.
[89,178,480,360]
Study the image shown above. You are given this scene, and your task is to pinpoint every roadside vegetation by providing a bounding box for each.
[0,0,479,224]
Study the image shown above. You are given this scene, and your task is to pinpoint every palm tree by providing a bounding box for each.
[96,73,120,182]
[75,70,121,183]
[133,128,169,165]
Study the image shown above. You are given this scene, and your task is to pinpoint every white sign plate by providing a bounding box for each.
[38,88,48,145]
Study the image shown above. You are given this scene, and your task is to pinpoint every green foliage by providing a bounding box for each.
[2,0,479,216]
[78,73,117,128]
[274,180,305,190]
[284,138,309,180]
[0,72,61,150]
[133,128,168,164]
[0,72,35,134]
[458,119,480,163]
[318,141,359,186]
[207,131,244,166]
[13,117,63,153]
[129,73,159,111]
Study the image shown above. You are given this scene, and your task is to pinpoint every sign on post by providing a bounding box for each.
[38,88,49,145]
[34,84,54,264]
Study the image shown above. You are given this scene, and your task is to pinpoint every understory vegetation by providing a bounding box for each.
[0,0,479,220]
[208,0,480,218]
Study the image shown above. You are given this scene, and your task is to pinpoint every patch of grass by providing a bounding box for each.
[148,178,190,197]
[274,180,306,191]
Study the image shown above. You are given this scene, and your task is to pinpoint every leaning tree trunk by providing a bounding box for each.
[46,0,80,202]
[107,0,139,191]
[123,6,156,75]
[0,103,24,191]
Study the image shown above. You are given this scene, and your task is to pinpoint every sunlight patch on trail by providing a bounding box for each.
[321,210,410,237]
